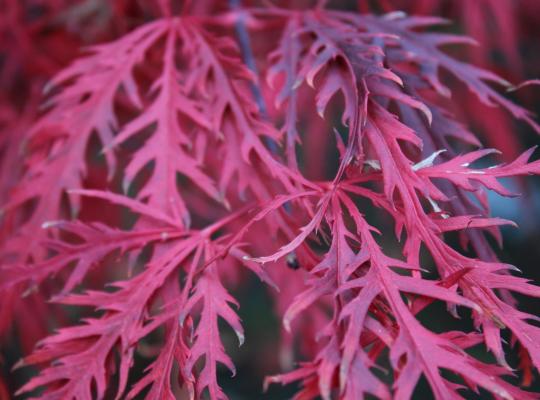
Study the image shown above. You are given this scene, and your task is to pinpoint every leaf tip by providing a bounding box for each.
[41,220,63,229]
[12,358,25,371]
[292,78,303,90]
[236,330,245,347]
[283,317,292,333]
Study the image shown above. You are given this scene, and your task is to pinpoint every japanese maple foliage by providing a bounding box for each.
[1,1,540,399]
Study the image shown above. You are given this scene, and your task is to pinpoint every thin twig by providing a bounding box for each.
[229,0,279,154]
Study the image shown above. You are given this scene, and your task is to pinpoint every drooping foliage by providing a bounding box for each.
[1,1,540,399]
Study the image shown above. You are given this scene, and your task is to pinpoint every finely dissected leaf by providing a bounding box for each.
[108,25,221,227]
[182,264,244,400]
[418,147,540,197]
[2,20,166,258]
[2,3,540,400]
[0,220,181,295]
